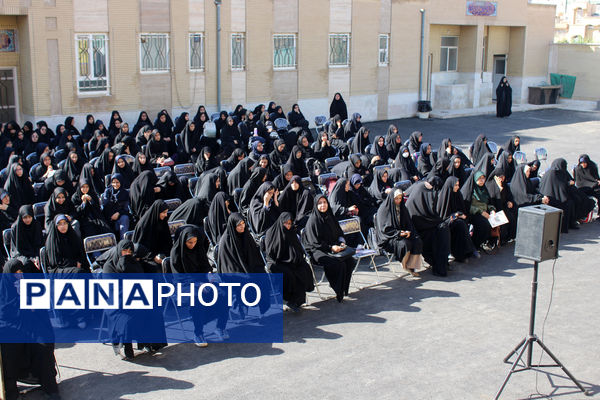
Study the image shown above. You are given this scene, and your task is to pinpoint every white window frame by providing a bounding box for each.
[329,33,351,67]
[231,33,245,71]
[189,33,205,71]
[273,34,297,70]
[139,33,170,73]
[440,36,459,72]
[75,33,110,95]
[378,34,389,66]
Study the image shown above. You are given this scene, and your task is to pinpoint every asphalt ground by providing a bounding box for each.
[17,109,600,400]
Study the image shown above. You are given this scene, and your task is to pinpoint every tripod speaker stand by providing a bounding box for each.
[495,205,590,399]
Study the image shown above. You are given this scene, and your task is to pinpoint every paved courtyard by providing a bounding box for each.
[20,109,600,400]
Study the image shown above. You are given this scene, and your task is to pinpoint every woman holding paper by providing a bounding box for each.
[461,171,497,251]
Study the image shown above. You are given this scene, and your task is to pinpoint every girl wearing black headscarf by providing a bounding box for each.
[352,127,370,155]
[539,158,594,232]
[498,135,520,158]
[496,151,516,183]
[0,190,18,232]
[3,163,35,208]
[221,116,242,157]
[510,164,547,208]
[265,212,314,311]
[386,132,403,162]
[574,154,600,206]
[44,187,79,234]
[217,213,264,274]
[368,168,393,204]
[42,169,73,201]
[417,143,435,176]
[195,146,218,176]
[269,139,289,172]
[95,147,115,178]
[154,110,175,148]
[133,152,152,175]
[343,113,362,141]
[31,152,56,183]
[427,158,450,182]
[485,169,517,242]
[470,134,493,165]
[181,121,200,162]
[228,157,255,194]
[461,171,495,249]
[328,178,359,220]
[81,114,96,141]
[447,155,468,187]
[371,135,390,163]
[72,179,111,238]
[392,145,421,183]
[156,170,186,201]
[133,200,172,272]
[239,167,268,210]
[248,182,281,237]
[111,154,135,189]
[375,189,423,275]
[10,205,44,261]
[205,192,231,245]
[405,131,422,155]
[282,146,307,178]
[496,76,512,118]
[173,112,189,135]
[168,197,205,227]
[144,130,170,166]
[273,164,293,192]
[288,104,309,131]
[101,173,130,239]
[436,177,479,261]
[129,170,158,222]
[527,160,541,178]
[279,175,314,229]
[62,150,84,187]
[313,131,336,162]
[194,172,220,208]
[302,195,355,302]
[192,105,207,125]
[329,92,348,121]
[45,214,89,273]
[405,177,451,277]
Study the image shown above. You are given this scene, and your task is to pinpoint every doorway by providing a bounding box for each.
[492,55,506,100]
[0,68,18,122]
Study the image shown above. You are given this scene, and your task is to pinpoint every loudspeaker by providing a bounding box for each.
[514,204,562,262]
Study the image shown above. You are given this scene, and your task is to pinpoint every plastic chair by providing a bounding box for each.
[54,149,66,162]
[83,233,117,266]
[210,113,220,122]
[535,147,548,161]
[168,220,186,237]
[317,173,337,195]
[165,198,182,215]
[26,152,38,166]
[487,141,499,155]
[274,118,289,131]
[513,151,527,165]
[364,144,373,154]
[325,157,342,170]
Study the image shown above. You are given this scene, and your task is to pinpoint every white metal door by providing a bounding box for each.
[492,55,506,100]
[0,68,18,122]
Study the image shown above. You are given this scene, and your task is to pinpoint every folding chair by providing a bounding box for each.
[513,151,527,165]
[154,166,171,178]
[373,164,391,175]
[325,156,342,170]
[232,188,243,213]
[83,233,117,267]
[210,113,220,122]
[364,144,373,154]
[370,214,399,273]
[160,257,192,340]
[317,172,338,195]
[188,177,199,197]
[534,147,548,161]
[487,141,499,155]
[274,118,289,132]
[54,149,66,162]
[314,115,327,133]
[123,230,134,241]
[58,159,66,169]
[165,198,182,215]
[301,176,318,196]
[33,202,46,224]
[394,180,412,191]
[121,154,135,165]
[26,152,38,166]
[203,217,217,271]
[168,220,186,237]
[174,163,195,177]
[338,217,380,283]
[257,236,282,306]
[2,228,11,257]
[298,230,328,301]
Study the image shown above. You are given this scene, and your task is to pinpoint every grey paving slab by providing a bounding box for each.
[19,109,600,400]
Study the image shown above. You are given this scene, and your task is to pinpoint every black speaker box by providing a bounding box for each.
[514,205,562,262]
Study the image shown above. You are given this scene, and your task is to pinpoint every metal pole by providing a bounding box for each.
[418,9,425,102]
[215,0,222,112]
[527,261,539,367]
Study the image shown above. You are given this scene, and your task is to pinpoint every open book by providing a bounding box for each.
[488,210,509,228]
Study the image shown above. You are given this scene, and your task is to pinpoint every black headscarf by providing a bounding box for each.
[279,175,313,226]
[228,157,255,194]
[265,212,304,265]
[375,190,415,245]
[510,165,543,207]
[206,192,231,245]
[285,145,309,178]
[239,167,267,209]
[496,151,515,182]
[393,145,420,180]
[170,225,211,273]
[417,143,435,175]
[539,158,571,203]
[352,127,370,154]
[3,163,35,208]
[10,205,44,258]
[132,199,172,257]
[368,168,392,202]
[437,138,453,161]
[44,187,76,231]
[156,170,184,200]
[436,176,466,219]
[0,190,18,231]
[154,110,174,138]
[129,170,158,220]
[447,155,467,187]
[371,135,390,162]
[45,214,88,271]
[428,158,450,181]
[95,147,115,178]
[222,148,245,172]
[111,155,135,189]
[80,162,105,195]
[407,131,422,155]
[181,121,199,156]
[195,146,218,175]
[248,181,280,236]
[470,134,492,165]
[217,213,264,273]
[173,112,189,135]
[328,178,353,219]
[102,240,144,273]
[301,195,344,254]
[574,154,599,189]
[502,135,520,155]
[195,172,219,205]
[133,152,152,175]
[168,197,204,227]
[329,92,348,121]
[405,177,444,231]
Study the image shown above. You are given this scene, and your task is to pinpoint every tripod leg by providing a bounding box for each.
[495,337,531,400]
[535,338,591,395]
[503,337,527,363]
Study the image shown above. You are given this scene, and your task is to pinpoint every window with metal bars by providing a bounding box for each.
[379,34,389,66]
[140,33,169,72]
[189,33,205,71]
[231,33,245,70]
[76,34,109,94]
[329,34,350,67]
[273,34,297,69]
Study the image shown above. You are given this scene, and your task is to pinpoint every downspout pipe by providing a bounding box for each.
[418,9,425,102]
[215,0,222,112]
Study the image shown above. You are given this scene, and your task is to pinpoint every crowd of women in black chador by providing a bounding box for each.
[1,97,599,385]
